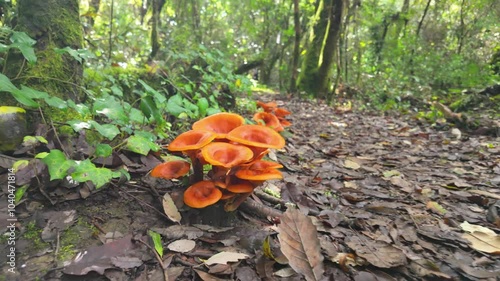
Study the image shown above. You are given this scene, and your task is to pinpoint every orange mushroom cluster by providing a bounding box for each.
[150,112,286,211]
[253,101,292,132]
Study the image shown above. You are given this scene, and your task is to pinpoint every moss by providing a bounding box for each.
[57,219,97,262]
[22,221,49,252]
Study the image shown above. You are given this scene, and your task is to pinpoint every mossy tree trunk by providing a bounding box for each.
[7,0,84,102]
[297,0,345,99]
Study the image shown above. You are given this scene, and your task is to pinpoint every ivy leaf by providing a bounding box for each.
[95,143,113,158]
[93,95,129,124]
[67,100,91,116]
[139,96,162,124]
[10,31,37,64]
[88,120,120,140]
[197,97,209,117]
[67,120,91,132]
[138,79,166,103]
[0,74,39,107]
[44,96,68,109]
[71,159,114,189]
[41,150,75,180]
[126,135,160,155]
[129,108,146,124]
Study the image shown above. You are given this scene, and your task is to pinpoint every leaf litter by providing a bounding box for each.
[1,95,499,280]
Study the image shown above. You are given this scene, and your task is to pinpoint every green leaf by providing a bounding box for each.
[93,95,129,124]
[12,160,29,171]
[67,120,91,132]
[10,31,37,64]
[35,152,49,159]
[41,150,75,180]
[148,230,163,258]
[0,73,18,92]
[138,79,166,103]
[67,101,91,116]
[36,136,48,144]
[129,108,146,124]
[110,85,123,97]
[133,130,157,142]
[15,185,29,205]
[88,120,120,140]
[139,96,162,124]
[126,135,160,155]
[71,159,114,189]
[95,143,113,158]
[54,46,82,63]
[197,97,209,117]
[44,96,68,109]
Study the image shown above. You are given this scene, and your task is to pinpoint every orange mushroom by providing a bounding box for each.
[150,160,190,179]
[274,107,291,117]
[167,130,216,183]
[227,125,285,149]
[168,130,216,152]
[201,142,253,168]
[256,101,277,112]
[184,180,222,208]
[192,113,245,139]
[277,117,292,127]
[235,167,283,181]
[226,179,254,193]
[253,112,284,132]
[245,159,283,170]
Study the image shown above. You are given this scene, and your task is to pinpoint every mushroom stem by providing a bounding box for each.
[224,192,252,212]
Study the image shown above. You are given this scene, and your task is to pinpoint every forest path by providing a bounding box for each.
[2,96,499,280]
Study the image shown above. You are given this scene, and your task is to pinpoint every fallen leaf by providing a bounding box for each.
[162,193,182,223]
[167,239,196,253]
[194,268,231,281]
[204,251,249,266]
[277,208,324,281]
[426,201,447,215]
[468,189,500,200]
[461,222,500,254]
[346,236,407,268]
[63,235,147,275]
[344,159,360,170]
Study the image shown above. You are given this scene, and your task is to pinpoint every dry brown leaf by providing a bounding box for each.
[277,208,325,281]
[460,222,500,254]
[344,159,361,170]
[167,239,196,253]
[468,189,500,200]
[426,201,447,215]
[194,269,231,281]
[204,252,249,266]
[162,193,181,223]
[346,236,407,268]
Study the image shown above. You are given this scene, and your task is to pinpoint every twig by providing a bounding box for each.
[240,198,283,219]
[135,238,169,281]
[50,120,68,157]
[254,189,284,205]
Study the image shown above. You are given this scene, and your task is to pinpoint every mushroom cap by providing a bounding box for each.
[168,130,216,152]
[256,101,277,112]
[278,117,292,127]
[201,142,253,168]
[226,125,285,149]
[235,167,283,181]
[184,180,222,208]
[150,160,191,179]
[192,113,245,138]
[274,107,291,117]
[226,180,254,193]
[246,160,283,170]
[253,112,284,132]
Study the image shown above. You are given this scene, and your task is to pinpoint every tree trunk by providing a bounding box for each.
[289,0,301,94]
[297,0,345,98]
[7,0,84,102]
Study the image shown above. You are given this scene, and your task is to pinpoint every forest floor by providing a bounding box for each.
[1,95,500,281]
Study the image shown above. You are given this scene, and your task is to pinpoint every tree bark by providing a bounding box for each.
[289,0,301,94]
[297,0,345,98]
[7,0,84,102]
